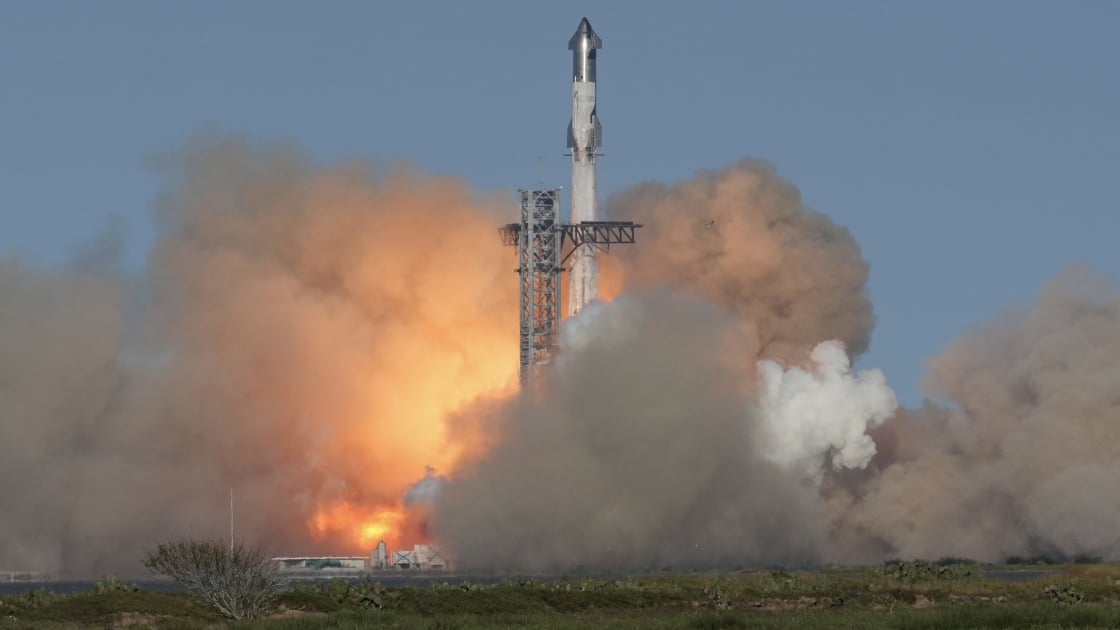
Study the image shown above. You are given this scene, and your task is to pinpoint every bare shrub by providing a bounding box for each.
[143,539,282,620]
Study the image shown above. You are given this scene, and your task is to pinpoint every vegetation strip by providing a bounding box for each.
[4,560,1120,628]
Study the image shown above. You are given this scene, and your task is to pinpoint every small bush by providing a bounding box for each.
[143,538,282,621]
[1044,580,1085,605]
[881,559,972,582]
[93,574,139,594]
[16,588,59,609]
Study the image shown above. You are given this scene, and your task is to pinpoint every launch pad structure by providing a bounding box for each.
[499,191,639,387]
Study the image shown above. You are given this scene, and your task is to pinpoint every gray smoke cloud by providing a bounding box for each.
[0,261,127,573]
[430,161,883,571]
[404,467,446,505]
[827,265,1120,563]
[431,290,823,571]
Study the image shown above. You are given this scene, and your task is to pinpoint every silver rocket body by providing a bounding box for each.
[566,17,602,317]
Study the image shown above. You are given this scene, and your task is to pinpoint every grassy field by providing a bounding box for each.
[3,561,1119,629]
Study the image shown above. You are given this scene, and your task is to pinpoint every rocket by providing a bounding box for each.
[566,17,602,317]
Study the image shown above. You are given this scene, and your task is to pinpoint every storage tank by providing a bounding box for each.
[371,540,388,569]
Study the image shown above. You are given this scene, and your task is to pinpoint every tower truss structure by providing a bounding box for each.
[499,189,640,389]
[501,189,562,387]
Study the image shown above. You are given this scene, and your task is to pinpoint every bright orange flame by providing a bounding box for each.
[245,168,521,554]
[310,500,409,550]
[303,329,517,553]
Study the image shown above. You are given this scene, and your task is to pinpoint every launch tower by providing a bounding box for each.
[499,198,639,388]
[502,189,563,386]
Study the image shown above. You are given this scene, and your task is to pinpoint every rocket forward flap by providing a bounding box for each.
[568,18,603,50]
[569,17,602,83]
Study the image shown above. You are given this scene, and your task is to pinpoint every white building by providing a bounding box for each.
[274,556,367,573]
[389,544,449,570]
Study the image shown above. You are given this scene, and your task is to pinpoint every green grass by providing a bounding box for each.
[0,589,219,627]
[4,562,1120,629]
[226,605,1120,630]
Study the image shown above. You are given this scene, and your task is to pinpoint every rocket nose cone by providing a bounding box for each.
[568,17,603,50]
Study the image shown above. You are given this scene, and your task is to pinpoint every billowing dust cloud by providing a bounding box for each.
[432,291,823,570]
[4,136,1120,576]
[604,159,874,362]
[430,162,896,570]
[827,265,1120,563]
[431,161,1120,570]
[0,133,517,576]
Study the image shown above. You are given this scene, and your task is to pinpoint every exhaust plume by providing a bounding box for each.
[756,340,897,485]
[431,291,824,571]
[6,128,1118,575]
[431,161,884,570]
[607,159,874,363]
[0,133,517,576]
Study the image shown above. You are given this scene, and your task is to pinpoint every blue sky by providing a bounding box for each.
[2,1,1117,405]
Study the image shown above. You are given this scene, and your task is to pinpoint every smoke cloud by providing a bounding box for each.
[755,341,897,485]
[607,159,874,363]
[829,266,1120,563]
[0,132,517,576]
[5,130,1119,576]
[432,160,1120,569]
[404,467,446,505]
[431,162,887,571]
[431,291,823,571]
[0,261,127,574]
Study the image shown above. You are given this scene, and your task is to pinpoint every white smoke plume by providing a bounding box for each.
[755,341,897,484]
